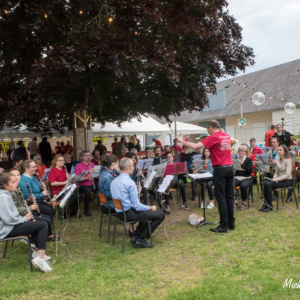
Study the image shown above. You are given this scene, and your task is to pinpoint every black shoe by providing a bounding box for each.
[259,204,266,211]
[84,211,91,217]
[47,236,61,242]
[286,196,293,203]
[133,238,152,248]
[263,206,273,212]
[128,230,134,238]
[191,197,196,201]
[210,226,227,233]
[131,236,138,244]
[228,225,235,230]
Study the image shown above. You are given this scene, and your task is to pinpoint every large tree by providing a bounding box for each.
[0,0,254,135]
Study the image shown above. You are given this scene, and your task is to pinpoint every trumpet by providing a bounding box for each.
[16,187,36,222]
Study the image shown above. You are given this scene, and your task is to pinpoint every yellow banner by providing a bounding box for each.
[93,137,106,143]
[0,141,27,152]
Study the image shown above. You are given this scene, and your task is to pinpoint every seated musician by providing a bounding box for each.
[191,148,214,209]
[153,146,164,165]
[19,160,55,220]
[249,138,263,155]
[163,145,171,155]
[273,124,294,147]
[0,173,52,272]
[110,158,165,248]
[10,169,57,241]
[143,147,152,159]
[74,150,95,217]
[262,145,293,212]
[125,152,148,205]
[33,154,47,180]
[64,152,73,174]
[164,152,189,212]
[91,149,101,166]
[234,146,253,210]
[98,155,119,214]
[48,154,78,217]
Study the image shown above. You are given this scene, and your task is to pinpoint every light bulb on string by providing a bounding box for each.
[4,10,8,14]
[79,10,83,14]
[284,102,296,114]
[252,92,265,106]
[44,13,48,18]
[108,17,113,23]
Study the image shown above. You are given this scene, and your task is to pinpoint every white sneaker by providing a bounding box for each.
[32,257,52,272]
[32,251,51,261]
[201,202,206,209]
[207,202,215,209]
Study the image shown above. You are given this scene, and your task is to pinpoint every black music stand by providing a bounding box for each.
[253,161,269,207]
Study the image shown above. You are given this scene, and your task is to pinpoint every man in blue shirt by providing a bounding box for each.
[111,158,165,248]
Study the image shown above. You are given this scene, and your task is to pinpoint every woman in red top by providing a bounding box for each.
[48,154,78,217]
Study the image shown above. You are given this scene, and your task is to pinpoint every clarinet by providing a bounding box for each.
[35,171,52,204]
[24,181,41,217]
[88,159,96,190]
[16,187,36,222]
[64,165,71,179]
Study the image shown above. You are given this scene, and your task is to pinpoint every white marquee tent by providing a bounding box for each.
[163,121,207,135]
[92,114,170,136]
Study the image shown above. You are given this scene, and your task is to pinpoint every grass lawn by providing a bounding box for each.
[1,186,300,300]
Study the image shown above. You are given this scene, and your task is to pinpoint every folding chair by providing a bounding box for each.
[0,236,33,272]
[112,198,153,254]
[98,193,116,244]
[274,170,299,211]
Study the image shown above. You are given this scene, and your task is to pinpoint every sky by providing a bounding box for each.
[225,0,300,77]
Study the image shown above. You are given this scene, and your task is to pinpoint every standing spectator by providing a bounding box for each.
[55,141,61,154]
[27,137,39,159]
[111,137,119,155]
[65,141,73,155]
[249,138,263,155]
[59,141,67,155]
[95,140,107,156]
[152,138,162,149]
[184,135,190,142]
[12,141,28,161]
[171,138,183,154]
[117,137,128,157]
[129,135,141,153]
[39,137,52,167]
[265,125,276,147]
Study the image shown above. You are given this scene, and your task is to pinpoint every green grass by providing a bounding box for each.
[1,187,300,300]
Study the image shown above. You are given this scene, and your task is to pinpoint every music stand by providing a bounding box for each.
[290,152,300,163]
[193,160,204,172]
[291,146,299,153]
[253,161,269,204]
[193,174,216,228]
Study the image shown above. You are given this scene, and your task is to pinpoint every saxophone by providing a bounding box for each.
[268,151,274,173]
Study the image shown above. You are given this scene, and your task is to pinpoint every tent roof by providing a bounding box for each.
[163,121,207,135]
[92,115,170,136]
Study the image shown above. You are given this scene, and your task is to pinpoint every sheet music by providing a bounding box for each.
[148,163,167,178]
[173,154,181,163]
[263,147,272,153]
[144,171,157,188]
[137,158,154,170]
[253,161,270,173]
[42,168,50,180]
[192,154,202,160]
[291,146,299,153]
[188,173,213,180]
[70,165,75,176]
[60,184,76,208]
[231,153,238,159]
[193,160,204,172]
[73,170,89,183]
[290,152,300,162]
[92,165,101,178]
[232,159,243,171]
[255,154,269,164]
[157,175,174,193]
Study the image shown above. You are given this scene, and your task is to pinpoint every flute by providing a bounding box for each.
[16,187,36,222]
[24,181,41,217]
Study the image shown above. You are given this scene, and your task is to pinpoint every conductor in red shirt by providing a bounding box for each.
[175,120,234,233]
[265,125,275,147]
